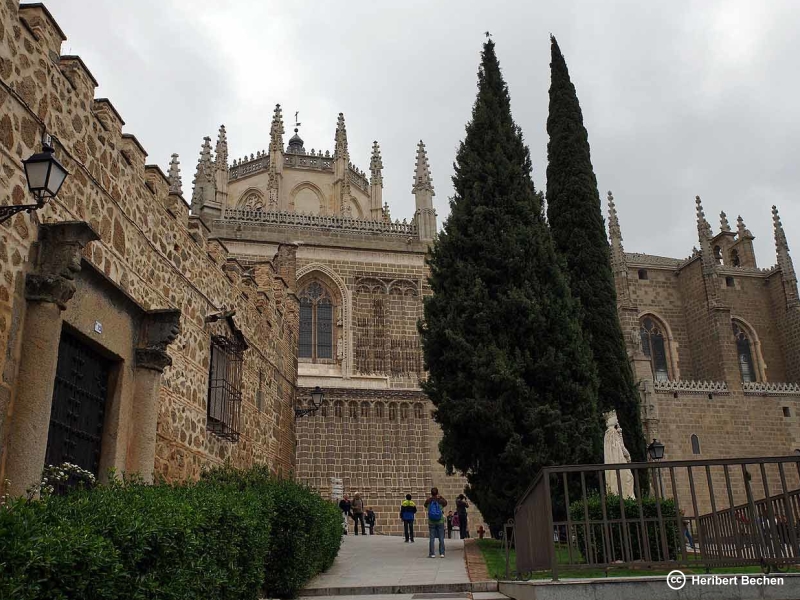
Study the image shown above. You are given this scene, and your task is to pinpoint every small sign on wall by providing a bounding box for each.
[94,321,103,334]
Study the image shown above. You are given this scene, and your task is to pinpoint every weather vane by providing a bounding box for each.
[485,31,492,38]
[294,111,301,130]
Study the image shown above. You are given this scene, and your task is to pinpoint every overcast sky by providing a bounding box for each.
[47,0,799,266]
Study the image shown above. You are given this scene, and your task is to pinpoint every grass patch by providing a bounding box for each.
[477,540,800,581]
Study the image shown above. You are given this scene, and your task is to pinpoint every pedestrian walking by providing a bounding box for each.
[446,511,454,539]
[456,494,469,539]
[366,507,376,535]
[339,494,352,536]
[425,487,448,558]
[400,493,417,542]
[352,492,366,535]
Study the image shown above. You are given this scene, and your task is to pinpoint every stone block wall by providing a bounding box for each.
[0,2,298,490]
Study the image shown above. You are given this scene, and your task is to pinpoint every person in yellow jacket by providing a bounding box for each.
[400,494,417,543]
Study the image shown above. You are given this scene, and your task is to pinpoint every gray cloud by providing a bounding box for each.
[48,0,799,266]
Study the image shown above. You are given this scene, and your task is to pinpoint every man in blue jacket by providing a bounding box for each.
[400,494,417,543]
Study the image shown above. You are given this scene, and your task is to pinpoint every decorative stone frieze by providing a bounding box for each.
[653,380,730,395]
[218,209,418,237]
[742,381,800,396]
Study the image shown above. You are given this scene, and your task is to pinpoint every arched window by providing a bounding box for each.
[321,401,329,417]
[732,322,756,382]
[389,402,397,421]
[400,404,409,420]
[298,281,334,361]
[349,401,358,419]
[691,434,701,455]
[640,316,670,381]
[334,400,343,418]
[731,249,741,267]
[713,245,723,265]
[361,401,370,418]
[242,191,264,211]
[374,402,384,418]
[414,403,423,419]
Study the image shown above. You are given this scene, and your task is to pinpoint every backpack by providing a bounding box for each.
[428,499,442,521]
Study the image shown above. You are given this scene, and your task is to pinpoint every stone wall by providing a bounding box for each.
[0,2,298,493]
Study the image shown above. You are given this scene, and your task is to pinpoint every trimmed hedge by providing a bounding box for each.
[568,493,680,564]
[0,465,342,599]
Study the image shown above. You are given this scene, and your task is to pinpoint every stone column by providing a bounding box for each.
[128,309,181,482]
[6,222,99,496]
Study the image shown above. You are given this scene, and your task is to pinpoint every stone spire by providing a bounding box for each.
[191,136,218,221]
[214,125,228,170]
[168,153,182,195]
[270,104,285,152]
[334,112,349,159]
[607,191,631,305]
[333,113,351,217]
[773,205,799,307]
[412,140,436,242]
[696,195,720,306]
[369,141,384,220]
[737,214,753,239]
[719,211,731,233]
[412,140,434,194]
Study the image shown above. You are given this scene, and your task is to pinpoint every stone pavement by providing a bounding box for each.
[304,534,471,592]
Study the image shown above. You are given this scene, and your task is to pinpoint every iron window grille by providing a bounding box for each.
[207,334,246,441]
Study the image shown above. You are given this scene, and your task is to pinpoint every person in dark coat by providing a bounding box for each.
[456,494,469,539]
[366,507,376,535]
[339,494,352,535]
[446,511,454,539]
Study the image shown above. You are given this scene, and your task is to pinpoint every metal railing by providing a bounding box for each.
[509,456,800,580]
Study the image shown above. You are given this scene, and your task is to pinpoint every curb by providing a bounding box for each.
[299,581,499,597]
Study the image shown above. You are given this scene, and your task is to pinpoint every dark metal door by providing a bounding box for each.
[45,331,111,476]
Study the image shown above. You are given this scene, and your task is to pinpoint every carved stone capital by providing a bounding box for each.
[135,347,173,372]
[135,308,181,372]
[25,221,100,309]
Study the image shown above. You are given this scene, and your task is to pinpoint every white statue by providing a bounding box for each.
[604,411,635,499]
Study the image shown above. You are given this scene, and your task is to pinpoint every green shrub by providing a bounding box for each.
[0,465,341,600]
[568,493,680,564]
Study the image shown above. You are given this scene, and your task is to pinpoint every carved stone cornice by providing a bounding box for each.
[25,221,100,309]
[135,308,181,372]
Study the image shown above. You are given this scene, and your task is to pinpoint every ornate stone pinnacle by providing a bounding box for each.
[737,214,752,239]
[168,153,182,195]
[607,190,621,239]
[370,141,383,171]
[720,211,731,232]
[270,104,285,152]
[773,205,788,249]
[412,140,434,194]
[695,195,712,239]
[215,125,228,169]
[335,112,348,158]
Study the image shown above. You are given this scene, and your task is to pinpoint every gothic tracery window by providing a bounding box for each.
[732,321,756,382]
[298,281,335,361]
[640,316,670,382]
[242,191,265,211]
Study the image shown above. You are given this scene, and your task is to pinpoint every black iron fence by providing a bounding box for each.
[508,456,800,580]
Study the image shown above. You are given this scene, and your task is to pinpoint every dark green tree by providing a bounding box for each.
[546,36,646,462]
[419,39,603,530]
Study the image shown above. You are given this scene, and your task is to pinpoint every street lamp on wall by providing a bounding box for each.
[647,438,665,461]
[1,135,69,225]
[294,386,324,418]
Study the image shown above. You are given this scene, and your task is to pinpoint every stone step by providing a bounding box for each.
[471,593,510,600]
[298,581,499,597]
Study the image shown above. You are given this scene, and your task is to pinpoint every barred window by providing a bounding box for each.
[389,402,397,421]
[298,282,335,361]
[321,401,329,417]
[361,401,370,418]
[414,403,423,419]
[375,402,384,418]
[640,316,670,382]
[334,400,343,418]
[349,401,358,419]
[207,335,246,441]
[400,404,409,420]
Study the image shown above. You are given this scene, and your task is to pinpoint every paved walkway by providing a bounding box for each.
[305,534,470,590]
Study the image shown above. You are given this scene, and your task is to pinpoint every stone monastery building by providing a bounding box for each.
[1,3,799,531]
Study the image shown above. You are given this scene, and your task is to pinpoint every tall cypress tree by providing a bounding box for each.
[546,36,646,462]
[420,39,603,529]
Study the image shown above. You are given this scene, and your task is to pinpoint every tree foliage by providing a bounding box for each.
[420,39,603,530]
[546,36,646,462]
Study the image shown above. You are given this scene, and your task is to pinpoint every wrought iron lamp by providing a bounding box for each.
[647,438,665,461]
[294,386,324,418]
[1,135,69,225]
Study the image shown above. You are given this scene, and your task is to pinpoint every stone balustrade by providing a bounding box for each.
[219,209,418,237]
[653,379,730,394]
